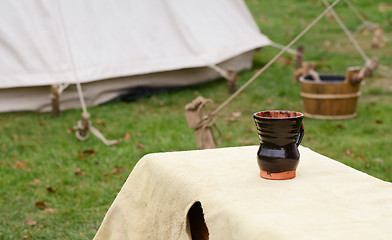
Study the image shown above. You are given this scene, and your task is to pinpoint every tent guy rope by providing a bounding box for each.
[210,0,341,117]
[186,0,341,149]
[56,0,118,146]
[323,0,391,77]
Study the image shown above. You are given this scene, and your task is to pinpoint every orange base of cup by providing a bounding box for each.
[260,170,296,180]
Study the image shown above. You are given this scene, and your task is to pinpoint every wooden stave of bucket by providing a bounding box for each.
[299,75,361,119]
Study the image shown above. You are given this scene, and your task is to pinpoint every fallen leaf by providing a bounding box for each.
[379,3,392,13]
[23,236,32,239]
[104,167,126,175]
[336,124,344,129]
[259,16,267,24]
[75,168,85,176]
[345,149,351,156]
[95,119,106,127]
[43,207,54,212]
[135,142,145,149]
[13,134,19,140]
[229,112,242,122]
[365,159,370,168]
[373,158,384,163]
[77,152,85,160]
[83,149,95,156]
[375,119,383,124]
[278,56,292,66]
[123,133,131,142]
[223,135,233,141]
[46,187,57,194]
[30,179,41,186]
[39,121,46,126]
[35,201,47,209]
[323,40,331,47]
[326,12,334,22]
[26,220,37,226]
[14,161,29,170]
[66,129,72,134]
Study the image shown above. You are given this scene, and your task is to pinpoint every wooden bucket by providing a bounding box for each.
[299,73,361,119]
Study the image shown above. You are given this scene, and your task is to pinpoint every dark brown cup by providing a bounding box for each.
[253,110,304,180]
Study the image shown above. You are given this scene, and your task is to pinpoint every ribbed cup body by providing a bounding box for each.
[253,111,304,174]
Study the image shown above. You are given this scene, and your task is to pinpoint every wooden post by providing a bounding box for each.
[295,46,305,69]
[51,85,60,117]
[371,25,385,49]
[226,70,238,94]
[79,112,91,138]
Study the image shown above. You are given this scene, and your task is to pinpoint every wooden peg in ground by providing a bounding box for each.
[226,69,238,94]
[51,85,60,117]
[295,46,305,69]
[372,25,386,49]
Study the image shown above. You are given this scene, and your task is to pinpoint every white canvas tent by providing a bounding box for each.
[0,0,270,112]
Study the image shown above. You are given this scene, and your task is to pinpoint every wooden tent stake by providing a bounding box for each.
[226,69,238,94]
[295,46,305,69]
[51,85,60,117]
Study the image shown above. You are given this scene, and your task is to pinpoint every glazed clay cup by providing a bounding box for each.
[253,111,304,180]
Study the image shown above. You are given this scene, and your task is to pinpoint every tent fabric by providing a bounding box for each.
[0,0,270,112]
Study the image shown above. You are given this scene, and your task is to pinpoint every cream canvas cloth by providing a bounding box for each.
[94,146,392,240]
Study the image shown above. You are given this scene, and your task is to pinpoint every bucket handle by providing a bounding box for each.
[296,124,305,147]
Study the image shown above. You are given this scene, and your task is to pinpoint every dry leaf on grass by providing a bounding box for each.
[14,161,29,170]
[373,158,384,163]
[77,149,96,160]
[34,201,47,209]
[30,179,41,186]
[46,187,57,194]
[135,142,145,149]
[77,152,85,160]
[259,16,267,24]
[379,3,392,13]
[75,168,85,176]
[83,149,95,156]
[43,207,54,212]
[26,220,37,226]
[229,112,242,122]
[123,133,131,141]
[104,167,127,175]
[278,56,292,66]
[223,135,232,141]
[95,119,106,126]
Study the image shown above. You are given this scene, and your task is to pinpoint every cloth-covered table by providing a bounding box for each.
[94,146,392,240]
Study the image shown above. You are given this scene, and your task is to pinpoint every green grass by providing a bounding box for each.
[1,0,391,238]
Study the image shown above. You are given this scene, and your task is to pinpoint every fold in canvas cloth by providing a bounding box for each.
[0,0,269,89]
[94,146,392,240]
